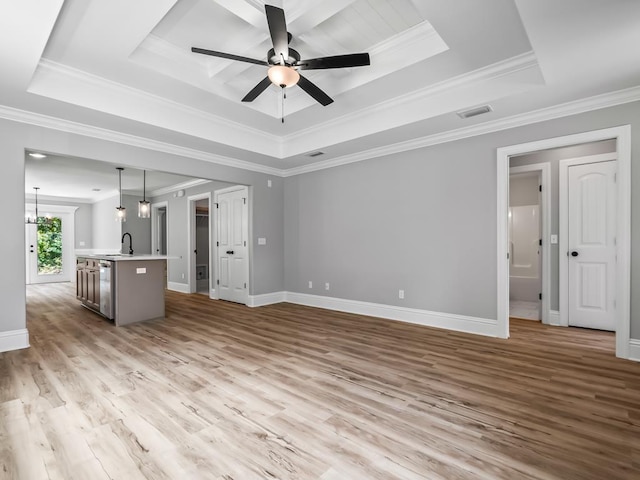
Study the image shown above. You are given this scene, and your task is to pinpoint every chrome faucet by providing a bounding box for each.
[121,232,133,255]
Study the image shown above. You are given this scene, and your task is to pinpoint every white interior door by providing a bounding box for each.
[25,212,74,284]
[567,161,616,330]
[215,187,249,304]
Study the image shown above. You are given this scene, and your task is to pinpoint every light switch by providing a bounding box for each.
[267,180,272,188]
[258,237,267,245]
[550,234,558,244]
[136,267,146,274]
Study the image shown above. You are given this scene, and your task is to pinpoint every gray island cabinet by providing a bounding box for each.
[76,254,167,326]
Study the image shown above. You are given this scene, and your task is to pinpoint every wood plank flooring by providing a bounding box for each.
[1,283,639,479]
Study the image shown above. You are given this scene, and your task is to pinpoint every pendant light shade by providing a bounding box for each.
[138,170,150,218]
[116,167,126,222]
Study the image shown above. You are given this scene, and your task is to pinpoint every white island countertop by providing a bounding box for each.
[78,254,170,262]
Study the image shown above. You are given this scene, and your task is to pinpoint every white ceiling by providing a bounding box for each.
[3,0,640,199]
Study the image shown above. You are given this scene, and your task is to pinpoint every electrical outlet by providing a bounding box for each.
[308,281,313,288]
[399,289,405,299]
[267,179,272,188]
[325,282,330,290]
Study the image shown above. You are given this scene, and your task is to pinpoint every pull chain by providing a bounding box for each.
[281,86,285,124]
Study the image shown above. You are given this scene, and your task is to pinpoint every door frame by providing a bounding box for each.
[559,152,617,328]
[151,201,169,280]
[24,204,77,284]
[496,125,631,359]
[509,164,551,325]
[213,185,251,304]
[187,193,212,296]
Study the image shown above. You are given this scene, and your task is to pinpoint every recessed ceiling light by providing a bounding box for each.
[28,153,47,159]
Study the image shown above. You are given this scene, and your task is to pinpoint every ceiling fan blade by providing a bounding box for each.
[297,74,333,106]
[241,77,272,102]
[265,5,289,62]
[298,53,370,70]
[191,47,267,66]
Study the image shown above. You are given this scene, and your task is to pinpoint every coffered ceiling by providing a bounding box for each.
[3,0,640,177]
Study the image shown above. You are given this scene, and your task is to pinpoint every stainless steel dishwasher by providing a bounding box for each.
[99,260,115,319]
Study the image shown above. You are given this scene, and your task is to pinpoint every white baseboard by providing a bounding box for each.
[0,329,30,353]
[548,310,561,326]
[284,292,497,337]
[628,339,640,362]
[167,282,190,294]
[247,292,286,307]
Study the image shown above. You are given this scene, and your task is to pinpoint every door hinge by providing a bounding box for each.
[539,185,542,192]
[539,293,542,300]
[539,238,542,246]
[216,279,219,285]
[506,252,510,259]
[244,241,246,247]
[243,197,246,205]
[214,202,219,208]
[216,241,219,247]
[244,283,247,289]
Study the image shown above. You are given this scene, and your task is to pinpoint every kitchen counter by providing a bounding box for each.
[81,253,169,261]
[76,255,166,326]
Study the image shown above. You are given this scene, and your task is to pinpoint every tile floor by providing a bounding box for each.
[509,300,540,320]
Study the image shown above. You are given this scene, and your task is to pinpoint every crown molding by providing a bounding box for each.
[4,82,640,181]
[282,85,640,177]
[281,51,539,157]
[148,178,211,197]
[0,104,284,176]
[34,59,281,154]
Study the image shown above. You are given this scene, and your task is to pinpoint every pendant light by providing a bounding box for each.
[138,170,150,218]
[25,187,52,225]
[116,167,126,222]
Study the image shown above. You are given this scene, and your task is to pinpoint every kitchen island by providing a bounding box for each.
[76,254,167,326]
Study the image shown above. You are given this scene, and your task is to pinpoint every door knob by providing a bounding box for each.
[226,250,234,255]
[571,251,579,257]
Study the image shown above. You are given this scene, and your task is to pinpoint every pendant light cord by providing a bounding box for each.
[143,170,146,201]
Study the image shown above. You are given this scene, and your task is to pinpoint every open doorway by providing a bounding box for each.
[151,201,168,287]
[187,193,212,296]
[497,126,631,359]
[194,199,210,295]
[508,170,543,322]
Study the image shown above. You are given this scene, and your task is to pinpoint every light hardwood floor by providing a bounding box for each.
[1,283,639,479]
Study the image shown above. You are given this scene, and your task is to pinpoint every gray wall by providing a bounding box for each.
[284,101,640,339]
[92,195,121,251]
[120,193,152,254]
[510,139,616,311]
[1,118,284,339]
[509,174,539,207]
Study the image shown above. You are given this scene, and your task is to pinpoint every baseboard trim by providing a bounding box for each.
[247,292,286,307]
[548,310,561,326]
[0,329,30,353]
[628,339,640,362]
[284,292,497,337]
[167,282,190,294]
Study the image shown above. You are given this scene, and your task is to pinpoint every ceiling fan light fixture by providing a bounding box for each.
[268,65,299,88]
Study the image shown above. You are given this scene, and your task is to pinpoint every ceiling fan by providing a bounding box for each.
[191,4,370,107]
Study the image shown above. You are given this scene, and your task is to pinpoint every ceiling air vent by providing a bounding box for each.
[457,105,493,119]
[308,151,325,158]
